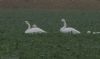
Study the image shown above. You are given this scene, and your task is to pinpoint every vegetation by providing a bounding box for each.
[0,9,100,59]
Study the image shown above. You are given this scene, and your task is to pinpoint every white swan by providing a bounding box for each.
[25,21,47,34]
[60,18,81,34]
[93,32,100,34]
[87,31,100,34]
[87,31,91,34]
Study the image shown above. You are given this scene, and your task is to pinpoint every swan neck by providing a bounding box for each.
[26,22,31,29]
[63,21,67,28]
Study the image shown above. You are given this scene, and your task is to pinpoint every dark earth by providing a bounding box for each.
[0,0,100,10]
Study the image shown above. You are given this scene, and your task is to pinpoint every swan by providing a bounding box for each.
[60,18,81,34]
[87,31,100,34]
[93,32,100,34]
[87,31,91,34]
[24,21,47,34]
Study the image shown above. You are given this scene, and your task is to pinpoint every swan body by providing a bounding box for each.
[60,27,80,34]
[25,27,47,34]
[25,21,47,34]
[60,18,80,34]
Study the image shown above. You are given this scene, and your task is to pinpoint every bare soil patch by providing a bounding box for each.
[0,0,100,10]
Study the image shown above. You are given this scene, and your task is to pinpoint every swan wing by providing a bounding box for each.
[60,28,72,33]
[25,28,47,34]
[60,27,80,34]
[34,28,47,33]
[70,28,81,34]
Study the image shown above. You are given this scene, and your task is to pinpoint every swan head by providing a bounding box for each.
[32,24,37,28]
[61,18,66,22]
[24,21,29,24]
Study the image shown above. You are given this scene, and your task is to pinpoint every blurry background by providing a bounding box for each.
[0,0,100,10]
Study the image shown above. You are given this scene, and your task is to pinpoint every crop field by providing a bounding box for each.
[0,9,100,59]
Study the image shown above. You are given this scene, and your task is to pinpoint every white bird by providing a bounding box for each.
[24,21,47,34]
[87,31,91,34]
[60,18,81,34]
[87,31,100,34]
[93,32,100,34]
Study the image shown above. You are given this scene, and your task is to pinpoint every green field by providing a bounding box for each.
[0,9,100,59]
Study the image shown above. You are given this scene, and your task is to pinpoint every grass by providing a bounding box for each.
[0,9,100,59]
